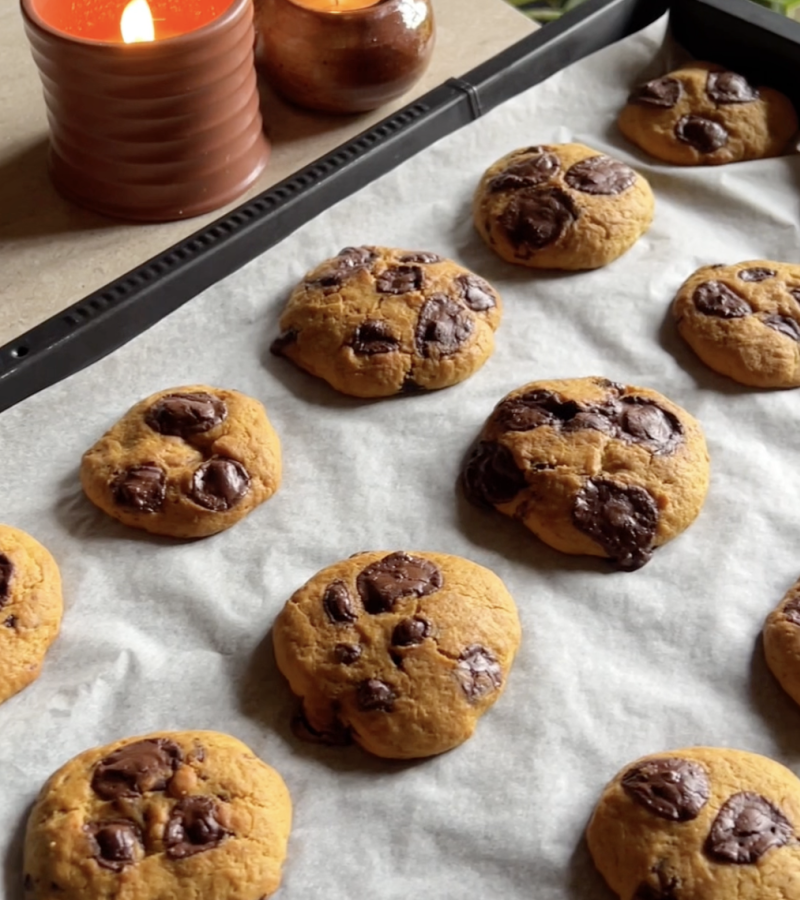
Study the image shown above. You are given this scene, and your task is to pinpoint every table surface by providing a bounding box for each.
[0,0,535,348]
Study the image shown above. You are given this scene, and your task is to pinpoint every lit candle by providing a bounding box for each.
[120,0,154,42]
[288,0,382,10]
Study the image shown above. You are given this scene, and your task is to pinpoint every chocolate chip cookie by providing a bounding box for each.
[673,261,800,388]
[23,730,292,900]
[80,386,282,538]
[272,551,521,759]
[587,747,800,900]
[270,247,502,398]
[472,143,654,270]
[461,377,710,570]
[0,524,62,705]
[619,62,798,165]
[763,575,800,707]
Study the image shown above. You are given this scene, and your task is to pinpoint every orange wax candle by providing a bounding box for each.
[288,0,381,11]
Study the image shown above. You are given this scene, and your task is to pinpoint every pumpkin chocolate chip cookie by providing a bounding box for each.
[763,575,800,707]
[472,143,654,269]
[80,386,282,538]
[272,551,521,759]
[23,730,292,900]
[587,747,800,900]
[460,377,710,570]
[0,524,62,705]
[270,246,502,398]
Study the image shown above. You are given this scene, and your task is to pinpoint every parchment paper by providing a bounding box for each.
[3,15,800,899]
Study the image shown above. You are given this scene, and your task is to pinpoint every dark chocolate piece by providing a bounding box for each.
[564,156,636,196]
[376,265,423,294]
[622,757,710,820]
[291,711,352,746]
[309,246,377,288]
[392,617,431,646]
[91,738,182,800]
[334,643,362,664]
[189,458,250,511]
[790,288,800,305]
[738,267,776,283]
[633,871,680,900]
[270,329,298,356]
[112,464,166,513]
[4,615,17,628]
[144,392,226,436]
[675,116,729,153]
[85,820,141,872]
[0,553,13,608]
[763,315,800,341]
[693,281,752,318]
[618,398,683,454]
[356,678,396,712]
[489,152,560,192]
[784,594,800,626]
[322,581,358,624]
[455,274,496,311]
[495,389,582,432]
[357,552,442,614]
[398,252,442,264]
[24,874,33,892]
[706,70,759,105]
[165,796,230,859]
[629,76,682,108]
[461,441,527,507]
[401,375,424,394]
[499,187,578,251]
[705,792,793,863]
[572,479,659,571]
[455,645,503,700]
[415,295,474,357]
[350,320,400,355]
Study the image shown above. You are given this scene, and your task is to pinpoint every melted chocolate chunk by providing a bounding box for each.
[310,247,377,287]
[323,581,358,624]
[572,479,659,571]
[764,314,800,341]
[499,187,578,251]
[629,76,682,108]
[0,553,13,608]
[693,281,752,318]
[270,329,298,356]
[790,288,800,305]
[91,738,182,800]
[398,251,443,264]
[455,645,503,700]
[24,874,33,892]
[495,389,582,432]
[334,643,362,664]
[784,595,800,626]
[618,399,683,454]
[633,872,680,900]
[165,796,230,859]
[85,820,141,872]
[357,552,442,614]
[564,156,636,196]
[376,265,423,294]
[461,441,527,507]
[189,458,250,511]
[401,375,424,394]
[291,710,352,746]
[415,296,474,357]
[350,320,400,354]
[4,615,17,628]
[675,116,729,153]
[705,792,793,863]
[145,392,226,437]
[738,267,776,283]
[488,152,560,192]
[356,678,396,712]
[707,70,759,104]
[622,757,710,821]
[392,616,431,646]
[455,274,496,312]
[112,465,166,513]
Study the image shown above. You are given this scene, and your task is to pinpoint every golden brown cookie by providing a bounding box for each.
[0,525,62,705]
[763,576,800,707]
[673,261,800,388]
[460,377,710,570]
[80,386,282,539]
[619,62,798,165]
[272,550,521,759]
[23,730,292,900]
[270,246,502,398]
[472,142,654,270]
[587,747,800,900]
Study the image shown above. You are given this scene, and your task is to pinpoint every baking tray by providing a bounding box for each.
[1,0,797,415]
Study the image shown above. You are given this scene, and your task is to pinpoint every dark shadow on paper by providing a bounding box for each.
[748,632,800,758]
[3,801,31,900]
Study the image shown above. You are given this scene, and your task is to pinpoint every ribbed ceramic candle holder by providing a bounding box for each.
[255,0,435,114]
[21,0,270,221]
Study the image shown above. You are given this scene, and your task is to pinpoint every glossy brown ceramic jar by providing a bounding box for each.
[255,0,435,114]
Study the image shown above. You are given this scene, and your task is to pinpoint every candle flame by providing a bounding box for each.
[121,0,155,43]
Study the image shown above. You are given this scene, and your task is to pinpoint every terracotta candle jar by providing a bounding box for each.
[255,0,435,114]
[21,0,270,221]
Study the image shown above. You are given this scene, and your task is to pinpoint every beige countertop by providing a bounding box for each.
[0,0,535,347]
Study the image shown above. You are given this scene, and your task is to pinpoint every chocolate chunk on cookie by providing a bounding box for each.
[80,385,282,538]
[273,551,521,759]
[270,246,502,397]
